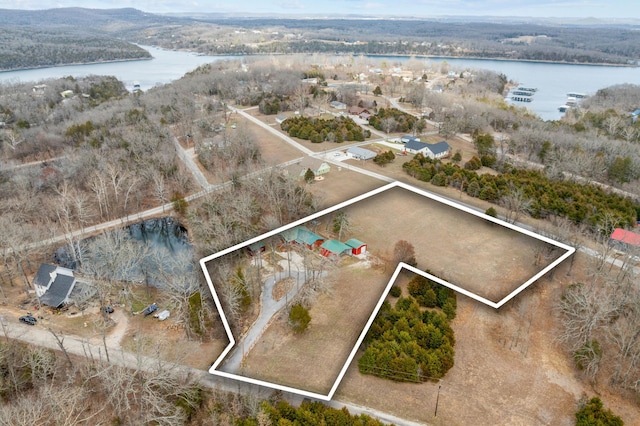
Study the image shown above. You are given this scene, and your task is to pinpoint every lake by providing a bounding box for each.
[0,45,239,92]
[1,47,638,121]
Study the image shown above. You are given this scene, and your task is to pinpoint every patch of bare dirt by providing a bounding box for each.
[272,277,295,301]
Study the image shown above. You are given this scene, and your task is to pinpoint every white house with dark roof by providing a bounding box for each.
[426,141,452,159]
[34,263,77,308]
[404,140,431,155]
[404,140,451,159]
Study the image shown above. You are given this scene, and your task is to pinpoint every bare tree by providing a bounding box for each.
[500,184,532,224]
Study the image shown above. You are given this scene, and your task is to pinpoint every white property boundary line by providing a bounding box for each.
[199,181,575,401]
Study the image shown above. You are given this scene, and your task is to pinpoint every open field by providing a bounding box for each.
[336,253,640,425]
[208,182,566,398]
[343,185,564,302]
[239,262,389,395]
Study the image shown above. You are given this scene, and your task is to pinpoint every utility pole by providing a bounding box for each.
[434,381,442,417]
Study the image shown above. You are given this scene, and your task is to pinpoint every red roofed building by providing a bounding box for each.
[609,228,640,250]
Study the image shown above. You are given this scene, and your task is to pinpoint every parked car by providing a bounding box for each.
[19,315,37,326]
[143,303,158,317]
[102,306,114,314]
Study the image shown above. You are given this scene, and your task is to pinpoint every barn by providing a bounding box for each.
[345,238,367,255]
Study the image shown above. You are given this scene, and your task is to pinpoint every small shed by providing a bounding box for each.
[345,238,367,255]
[247,241,266,256]
[320,240,352,259]
[330,101,347,110]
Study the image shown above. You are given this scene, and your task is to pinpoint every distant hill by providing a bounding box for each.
[0,8,186,71]
[0,7,185,30]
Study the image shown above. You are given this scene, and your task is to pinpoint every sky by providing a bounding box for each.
[1,0,639,19]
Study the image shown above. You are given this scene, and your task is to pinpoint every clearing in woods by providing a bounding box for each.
[199,181,574,400]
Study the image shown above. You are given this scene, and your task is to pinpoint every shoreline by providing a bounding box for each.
[0,56,153,74]
[1,48,635,72]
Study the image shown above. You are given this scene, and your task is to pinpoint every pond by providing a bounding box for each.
[55,217,194,287]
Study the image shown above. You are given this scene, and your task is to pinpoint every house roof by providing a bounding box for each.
[610,228,640,247]
[345,238,366,248]
[34,263,57,287]
[280,226,323,246]
[405,140,429,152]
[40,274,75,308]
[428,141,451,155]
[297,227,324,246]
[347,146,376,160]
[299,158,329,173]
[320,239,351,255]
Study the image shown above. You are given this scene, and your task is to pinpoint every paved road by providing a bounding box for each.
[171,136,212,190]
[222,268,313,372]
[0,317,425,425]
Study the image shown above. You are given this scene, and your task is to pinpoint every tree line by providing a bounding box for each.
[0,336,387,425]
[402,153,639,232]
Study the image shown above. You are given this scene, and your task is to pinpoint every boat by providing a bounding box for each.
[558,105,570,113]
[517,86,537,92]
[511,95,533,102]
[565,96,578,106]
[132,81,141,93]
[567,92,586,99]
[512,90,534,96]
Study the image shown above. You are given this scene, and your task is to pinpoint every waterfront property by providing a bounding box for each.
[33,264,95,308]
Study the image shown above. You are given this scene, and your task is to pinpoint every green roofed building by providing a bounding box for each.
[344,238,367,255]
[279,226,324,249]
[320,239,352,259]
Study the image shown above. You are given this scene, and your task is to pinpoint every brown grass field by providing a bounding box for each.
[195,109,638,424]
[227,183,565,399]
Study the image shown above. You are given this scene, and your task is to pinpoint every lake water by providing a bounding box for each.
[55,217,193,286]
[1,47,638,121]
[0,45,238,92]
[416,57,640,121]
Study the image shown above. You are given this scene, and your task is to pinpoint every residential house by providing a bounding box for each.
[404,140,451,159]
[347,106,372,120]
[33,264,77,308]
[346,146,376,160]
[345,238,367,255]
[609,228,640,252]
[298,158,331,178]
[275,114,289,124]
[425,141,452,159]
[280,226,324,250]
[404,140,430,155]
[319,240,352,259]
